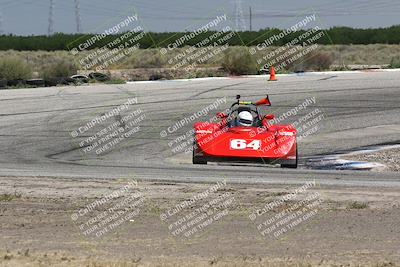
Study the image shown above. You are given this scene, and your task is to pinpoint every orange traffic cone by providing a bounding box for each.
[269,66,277,81]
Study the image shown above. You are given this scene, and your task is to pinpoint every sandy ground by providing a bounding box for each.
[1,176,400,267]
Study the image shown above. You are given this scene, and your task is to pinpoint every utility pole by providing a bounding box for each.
[235,0,246,31]
[249,6,252,31]
[48,0,54,35]
[74,0,82,33]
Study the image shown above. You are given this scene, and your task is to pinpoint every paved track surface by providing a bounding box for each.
[1,72,399,186]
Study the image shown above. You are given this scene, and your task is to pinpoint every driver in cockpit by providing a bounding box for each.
[236,111,254,127]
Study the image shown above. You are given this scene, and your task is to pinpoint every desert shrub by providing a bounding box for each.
[347,201,368,209]
[0,56,32,80]
[331,65,351,71]
[389,56,400,68]
[40,59,78,79]
[305,52,333,71]
[127,49,165,68]
[221,47,258,75]
[287,52,333,72]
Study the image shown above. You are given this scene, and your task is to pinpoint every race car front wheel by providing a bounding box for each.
[280,144,298,169]
[192,144,207,165]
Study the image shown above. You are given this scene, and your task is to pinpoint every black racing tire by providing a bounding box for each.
[26,79,45,87]
[0,79,7,88]
[281,144,298,169]
[192,143,207,165]
[89,72,110,82]
[7,79,26,87]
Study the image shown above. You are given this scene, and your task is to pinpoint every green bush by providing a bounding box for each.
[0,57,32,80]
[347,201,368,209]
[40,59,78,79]
[221,47,258,75]
[103,78,126,84]
[389,56,400,68]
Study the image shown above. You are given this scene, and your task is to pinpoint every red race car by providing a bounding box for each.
[192,95,298,168]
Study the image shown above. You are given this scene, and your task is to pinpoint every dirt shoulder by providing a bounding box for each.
[1,176,400,267]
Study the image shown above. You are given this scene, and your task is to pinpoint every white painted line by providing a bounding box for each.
[127,76,229,84]
[126,68,400,84]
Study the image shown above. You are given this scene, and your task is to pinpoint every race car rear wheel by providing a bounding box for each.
[192,144,207,165]
[280,144,298,169]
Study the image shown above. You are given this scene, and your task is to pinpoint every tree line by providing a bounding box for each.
[0,26,399,51]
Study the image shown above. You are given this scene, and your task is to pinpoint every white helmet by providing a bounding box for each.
[237,111,253,127]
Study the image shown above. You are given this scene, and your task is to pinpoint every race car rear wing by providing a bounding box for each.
[234,95,271,107]
[255,95,271,106]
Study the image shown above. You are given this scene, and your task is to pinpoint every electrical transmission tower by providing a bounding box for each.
[74,0,82,33]
[235,0,246,31]
[48,0,54,35]
[0,12,4,35]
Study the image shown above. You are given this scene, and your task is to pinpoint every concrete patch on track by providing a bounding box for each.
[343,146,400,172]
[306,144,400,171]
[307,156,386,171]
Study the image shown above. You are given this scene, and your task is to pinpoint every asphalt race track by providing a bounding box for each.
[0,71,399,187]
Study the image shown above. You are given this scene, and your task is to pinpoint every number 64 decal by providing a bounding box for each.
[230,139,261,150]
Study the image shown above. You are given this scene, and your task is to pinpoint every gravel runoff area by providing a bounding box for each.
[1,176,400,267]
[344,148,400,172]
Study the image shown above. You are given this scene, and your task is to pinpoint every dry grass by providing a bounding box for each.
[1,44,399,74]
[40,58,78,79]
[0,56,32,80]
[221,46,258,75]
[0,192,22,202]
[0,45,398,83]
[321,44,400,65]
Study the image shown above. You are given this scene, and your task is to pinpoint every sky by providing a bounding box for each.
[0,0,399,35]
